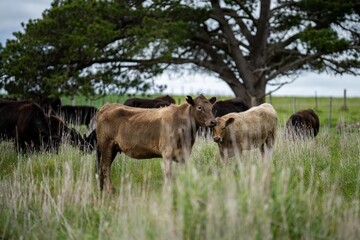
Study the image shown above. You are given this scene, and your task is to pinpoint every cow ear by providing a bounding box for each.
[209,97,217,104]
[186,96,195,106]
[225,117,235,127]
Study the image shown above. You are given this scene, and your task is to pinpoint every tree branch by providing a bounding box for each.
[210,0,253,84]
[222,8,253,42]
[234,0,257,26]
[266,77,297,96]
[266,53,321,81]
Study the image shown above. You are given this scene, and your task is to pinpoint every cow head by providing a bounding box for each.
[186,94,217,127]
[213,117,235,143]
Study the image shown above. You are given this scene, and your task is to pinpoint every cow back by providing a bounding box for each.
[286,109,320,138]
[97,104,174,159]
[154,95,176,104]
[213,98,249,117]
[123,98,170,108]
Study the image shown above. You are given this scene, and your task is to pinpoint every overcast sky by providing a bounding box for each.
[1,0,359,97]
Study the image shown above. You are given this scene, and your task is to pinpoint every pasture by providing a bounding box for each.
[1,96,360,239]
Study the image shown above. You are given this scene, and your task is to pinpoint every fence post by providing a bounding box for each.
[293,97,297,113]
[341,89,348,110]
[315,91,318,109]
[328,97,332,128]
[269,93,272,104]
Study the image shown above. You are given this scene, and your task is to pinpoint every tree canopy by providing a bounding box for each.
[1,0,359,105]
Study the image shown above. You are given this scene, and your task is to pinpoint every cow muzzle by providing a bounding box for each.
[213,136,222,143]
[207,119,217,127]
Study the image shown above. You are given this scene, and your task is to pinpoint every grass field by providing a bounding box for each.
[1,96,359,239]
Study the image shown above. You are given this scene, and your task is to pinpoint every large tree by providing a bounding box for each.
[1,0,359,105]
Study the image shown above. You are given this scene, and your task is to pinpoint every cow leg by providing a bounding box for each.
[260,144,265,160]
[95,148,101,176]
[219,148,228,165]
[17,139,28,153]
[99,146,117,193]
[163,157,172,181]
[262,136,275,161]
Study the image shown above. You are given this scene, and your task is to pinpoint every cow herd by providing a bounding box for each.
[0,98,96,152]
[0,95,320,193]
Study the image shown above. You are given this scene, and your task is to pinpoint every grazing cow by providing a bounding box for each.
[49,115,91,152]
[0,100,52,152]
[154,95,176,104]
[123,98,171,108]
[285,109,320,139]
[212,97,250,117]
[212,103,278,164]
[96,94,217,192]
[60,105,97,127]
[40,97,62,115]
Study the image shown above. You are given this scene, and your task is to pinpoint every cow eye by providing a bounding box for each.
[221,127,226,130]
[197,106,202,111]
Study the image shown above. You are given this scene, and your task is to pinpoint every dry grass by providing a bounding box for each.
[1,124,360,239]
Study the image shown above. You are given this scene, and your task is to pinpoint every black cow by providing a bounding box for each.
[285,109,320,139]
[60,105,97,127]
[123,98,171,108]
[0,100,52,152]
[212,97,250,117]
[154,95,176,104]
[40,97,62,115]
[49,115,92,152]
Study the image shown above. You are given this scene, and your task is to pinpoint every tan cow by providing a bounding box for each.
[212,103,278,164]
[96,94,217,192]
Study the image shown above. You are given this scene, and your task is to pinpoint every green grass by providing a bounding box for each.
[267,96,359,128]
[1,129,360,239]
[1,96,360,239]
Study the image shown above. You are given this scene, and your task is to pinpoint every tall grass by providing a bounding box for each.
[1,125,359,239]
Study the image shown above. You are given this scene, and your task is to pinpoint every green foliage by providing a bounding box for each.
[0,0,211,99]
[300,27,350,54]
[0,0,359,103]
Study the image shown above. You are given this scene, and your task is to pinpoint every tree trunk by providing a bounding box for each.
[224,74,267,107]
[249,76,267,106]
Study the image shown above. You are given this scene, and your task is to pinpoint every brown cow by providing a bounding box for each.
[285,109,320,139]
[96,94,217,192]
[212,103,278,164]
